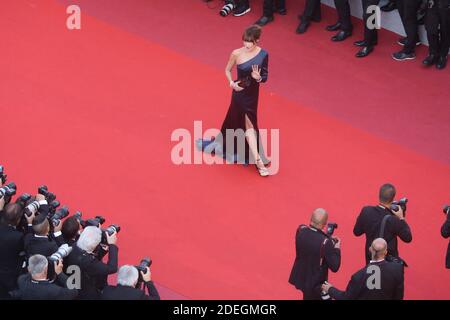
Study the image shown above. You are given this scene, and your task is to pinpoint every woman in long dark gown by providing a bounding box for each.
[197,25,270,177]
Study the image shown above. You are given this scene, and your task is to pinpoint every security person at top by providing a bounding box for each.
[289,208,341,300]
[353,183,412,265]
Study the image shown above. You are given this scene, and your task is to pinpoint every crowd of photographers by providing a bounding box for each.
[1,164,449,300]
[208,0,450,69]
[288,183,450,300]
[0,165,160,300]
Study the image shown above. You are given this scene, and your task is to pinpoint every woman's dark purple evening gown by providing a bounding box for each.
[197,49,270,165]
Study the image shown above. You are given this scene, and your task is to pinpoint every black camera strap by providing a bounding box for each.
[379,214,391,239]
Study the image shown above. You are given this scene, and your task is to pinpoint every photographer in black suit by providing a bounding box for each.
[65,226,118,299]
[289,208,341,300]
[442,206,450,268]
[101,265,160,300]
[322,238,404,299]
[0,202,25,299]
[354,183,412,265]
[24,208,65,258]
[14,254,78,300]
[423,0,450,69]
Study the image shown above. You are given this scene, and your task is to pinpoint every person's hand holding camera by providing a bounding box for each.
[35,194,46,202]
[0,197,5,211]
[53,220,63,232]
[106,231,117,245]
[141,267,152,283]
[54,259,64,275]
[333,237,341,249]
[25,211,36,225]
[393,206,405,220]
[321,281,333,293]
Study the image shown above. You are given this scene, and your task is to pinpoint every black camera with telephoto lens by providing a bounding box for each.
[0,182,17,201]
[50,206,69,227]
[135,257,152,288]
[390,197,408,215]
[101,224,121,244]
[79,215,106,228]
[15,193,32,207]
[38,185,57,203]
[326,222,338,245]
[220,0,236,17]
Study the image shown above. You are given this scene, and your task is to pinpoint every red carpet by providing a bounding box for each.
[1,0,450,299]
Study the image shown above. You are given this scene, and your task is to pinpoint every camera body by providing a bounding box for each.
[135,257,153,288]
[0,182,17,200]
[326,222,338,245]
[101,224,121,244]
[50,206,70,227]
[38,185,57,203]
[390,197,408,214]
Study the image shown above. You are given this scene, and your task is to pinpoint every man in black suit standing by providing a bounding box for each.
[101,265,160,300]
[0,202,25,299]
[322,238,404,299]
[254,0,287,26]
[392,0,423,61]
[289,208,341,300]
[296,0,322,34]
[423,0,450,69]
[442,206,450,269]
[354,0,382,57]
[354,183,412,265]
[326,0,353,42]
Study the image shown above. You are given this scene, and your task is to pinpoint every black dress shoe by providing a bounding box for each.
[278,8,287,15]
[381,1,397,12]
[356,46,374,58]
[436,56,448,70]
[331,30,352,42]
[255,15,274,26]
[326,22,341,32]
[296,22,309,34]
[354,39,377,47]
[422,54,437,66]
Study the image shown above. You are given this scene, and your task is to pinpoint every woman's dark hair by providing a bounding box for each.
[242,25,262,43]
[62,216,80,241]
[1,203,23,226]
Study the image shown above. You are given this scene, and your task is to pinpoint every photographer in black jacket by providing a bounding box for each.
[322,238,404,300]
[442,206,450,269]
[65,226,118,299]
[0,202,25,299]
[101,264,160,300]
[354,183,412,265]
[289,208,341,300]
[14,254,78,300]
[24,208,65,258]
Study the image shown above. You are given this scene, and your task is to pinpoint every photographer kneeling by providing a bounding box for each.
[65,226,118,299]
[14,254,78,300]
[101,264,160,300]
